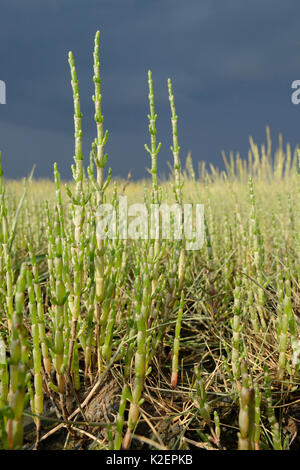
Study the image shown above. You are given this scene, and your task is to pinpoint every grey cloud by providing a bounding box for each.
[0,0,300,179]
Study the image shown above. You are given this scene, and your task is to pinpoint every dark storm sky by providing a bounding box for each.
[0,0,300,180]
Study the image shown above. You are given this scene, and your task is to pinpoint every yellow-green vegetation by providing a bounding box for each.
[0,32,299,450]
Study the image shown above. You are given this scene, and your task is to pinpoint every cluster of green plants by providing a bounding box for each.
[0,32,299,450]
